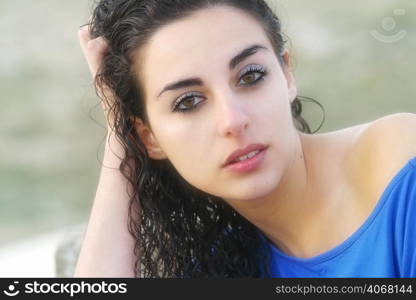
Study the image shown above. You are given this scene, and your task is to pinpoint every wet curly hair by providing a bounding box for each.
[88,0,324,278]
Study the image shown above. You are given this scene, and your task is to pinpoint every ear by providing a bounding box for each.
[281,50,297,103]
[130,117,167,160]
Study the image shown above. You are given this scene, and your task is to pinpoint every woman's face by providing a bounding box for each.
[134,6,298,202]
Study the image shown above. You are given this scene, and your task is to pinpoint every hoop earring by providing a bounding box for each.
[291,96,326,134]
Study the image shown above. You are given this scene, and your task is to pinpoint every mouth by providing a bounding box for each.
[222,143,268,173]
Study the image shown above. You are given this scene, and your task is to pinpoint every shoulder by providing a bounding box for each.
[359,113,416,166]
[346,113,416,202]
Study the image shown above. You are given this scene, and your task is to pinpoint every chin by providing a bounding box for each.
[219,174,281,203]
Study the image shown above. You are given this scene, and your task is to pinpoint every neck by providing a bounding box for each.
[226,132,338,258]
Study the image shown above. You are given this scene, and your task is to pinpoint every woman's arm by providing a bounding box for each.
[73,27,139,277]
[74,133,138,277]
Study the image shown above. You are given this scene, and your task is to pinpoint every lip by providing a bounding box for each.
[222,143,268,168]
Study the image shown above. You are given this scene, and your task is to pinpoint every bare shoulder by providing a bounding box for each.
[346,113,416,203]
[313,112,416,167]
[358,113,416,167]
[304,113,416,221]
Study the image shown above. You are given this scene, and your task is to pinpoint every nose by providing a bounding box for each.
[216,92,250,138]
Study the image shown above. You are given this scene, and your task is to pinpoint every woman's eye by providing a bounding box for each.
[173,94,205,112]
[238,65,267,86]
[180,98,195,109]
[239,71,264,86]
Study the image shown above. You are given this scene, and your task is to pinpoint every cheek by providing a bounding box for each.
[150,119,217,190]
[251,80,293,131]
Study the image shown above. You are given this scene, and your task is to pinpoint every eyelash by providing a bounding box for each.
[171,64,268,113]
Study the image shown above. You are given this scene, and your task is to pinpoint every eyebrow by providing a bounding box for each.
[157,44,268,98]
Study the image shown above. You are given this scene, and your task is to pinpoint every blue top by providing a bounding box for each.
[258,156,416,278]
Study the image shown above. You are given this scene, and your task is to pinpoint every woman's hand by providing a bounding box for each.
[78,25,107,79]
[78,26,114,129]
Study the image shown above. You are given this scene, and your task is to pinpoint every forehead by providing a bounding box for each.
[136,6,272,95]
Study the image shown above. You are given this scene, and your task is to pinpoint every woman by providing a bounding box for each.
[74,0,416,278]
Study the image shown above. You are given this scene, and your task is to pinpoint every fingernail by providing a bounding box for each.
[79,22,90,29]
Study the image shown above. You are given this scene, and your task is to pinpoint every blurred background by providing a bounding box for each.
[0,0,414,277]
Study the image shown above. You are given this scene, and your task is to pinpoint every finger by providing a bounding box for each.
[78,25,114,126]
[78,21,93,56]
[78,27,108,78]
[78,25,90,54]
[86,37,108,77]
[78,27,95,76]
